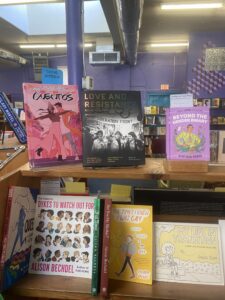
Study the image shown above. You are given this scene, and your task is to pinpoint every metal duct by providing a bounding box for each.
[0,48,27,65]
[117,0,144,65]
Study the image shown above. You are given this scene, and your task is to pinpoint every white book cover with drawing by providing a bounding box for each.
[29,195,95,278]
[219,220,225,276]
[154,222,224,285]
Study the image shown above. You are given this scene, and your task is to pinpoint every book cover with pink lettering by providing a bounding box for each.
[29,195,96,278]
[166,107,210,161]
[23,83,82,168]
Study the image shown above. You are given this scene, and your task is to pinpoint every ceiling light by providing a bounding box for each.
[84,43,93,48]
[0,0,59,4]
[150,42,189,47]
[161,3,223,10]
[19,44,55,49]
[56,44,67,48]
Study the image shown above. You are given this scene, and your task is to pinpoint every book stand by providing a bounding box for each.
[166,160,208,173]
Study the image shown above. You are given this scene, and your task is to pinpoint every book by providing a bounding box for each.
[100,198,112,297]
[82,91,145,167]
[29,195,96,278]
[91,198,104,295]
[210,130,219,162]
[109,204,153,285]
[0,186,37,291]
[0,92,27,144]
[166,107,210,161]
[217,131,225,163]
[22,83,82,168]
[154,222,224,285]
[218,220,225,276]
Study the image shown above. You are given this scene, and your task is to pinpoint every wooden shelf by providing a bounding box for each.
[19,158,225,182]
[5,274,225,300]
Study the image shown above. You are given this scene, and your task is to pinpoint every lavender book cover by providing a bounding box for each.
[166,107,210,161]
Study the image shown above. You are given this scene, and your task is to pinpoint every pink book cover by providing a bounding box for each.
[23,83,82,168]
[166,107,210,161]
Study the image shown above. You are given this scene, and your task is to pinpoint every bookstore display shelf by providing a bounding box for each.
[20,158,225,182]
[2,161,225,300]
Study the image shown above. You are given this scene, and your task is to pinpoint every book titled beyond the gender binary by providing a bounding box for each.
[82,91,145,167]
[109,204,153,285]
[29,195,96,279]
[166,107,210,160]
[23,83,82,168]
[0,186,37,291]
[154,222,224,285]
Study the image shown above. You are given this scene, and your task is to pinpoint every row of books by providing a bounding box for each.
[144,115,166,126]
[211,116,225,125]
[143,126,166,136]
[144,106,166,115]
[210,130,225,163]
[1,186,225,297]
[193,97,225,108]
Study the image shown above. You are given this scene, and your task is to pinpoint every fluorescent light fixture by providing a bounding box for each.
[84,43,93,48]
[20,44,55,49]
[0,0,58,4]
[56,44,67,48]
[161,2,223,10]
[150,42,189,47]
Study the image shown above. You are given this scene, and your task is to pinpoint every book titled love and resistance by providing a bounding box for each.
[108,204,153,285]
[166,107,210,160]
[29,195,96,278]
[23,83,82,168]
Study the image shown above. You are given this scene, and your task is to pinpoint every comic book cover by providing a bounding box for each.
[82,91,145,167]
[0,186,37,291]
[154,222,224,285]
[29,195,96,278]
[23,83,82,168]
[166,107,210,160]
[108,204,153,285]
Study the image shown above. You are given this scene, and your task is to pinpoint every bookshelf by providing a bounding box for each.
[1,159,225,300]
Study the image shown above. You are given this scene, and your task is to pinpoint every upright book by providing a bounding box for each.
[109,204,153,285]
[82,91,145,167]
[0,186,37,291]
[166,107,210,160]
[154,222,224,285]
[23,83,82,168]
[29,195,96,279]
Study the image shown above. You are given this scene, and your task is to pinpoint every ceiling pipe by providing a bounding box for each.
[117,0,144,65]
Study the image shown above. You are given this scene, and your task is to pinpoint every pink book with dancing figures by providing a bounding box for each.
[23,83,82,168]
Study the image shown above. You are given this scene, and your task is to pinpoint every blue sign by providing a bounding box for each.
[42,67,63,84]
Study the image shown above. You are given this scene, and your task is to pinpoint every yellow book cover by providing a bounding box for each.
[109,204,153,285]
[154,222,224,285]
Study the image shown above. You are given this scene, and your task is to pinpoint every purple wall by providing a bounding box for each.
[187,32,225,98]
[0,50,187,103]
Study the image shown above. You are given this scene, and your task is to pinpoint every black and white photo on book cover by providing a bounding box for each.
[82,91,145,167]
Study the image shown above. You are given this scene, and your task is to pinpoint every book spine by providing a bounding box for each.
[0,187,13,291]
[100,199,112,297]
[91,198,101,296]
[0,92,27,144]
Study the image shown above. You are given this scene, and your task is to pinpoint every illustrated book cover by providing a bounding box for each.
[166,107,210,160]
[0,186,38,291]
[108,204,153,285]
[154,222,224,285]
[217,131,225,163]
[29,195,96,278]
[22,83,82,168]
[82,91,145,167]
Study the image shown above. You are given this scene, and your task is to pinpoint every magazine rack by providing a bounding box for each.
[1,158,225,300]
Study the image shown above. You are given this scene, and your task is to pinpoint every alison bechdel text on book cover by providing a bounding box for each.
[23,83,82,168]
[0,186,37,291]
[29,195,95,278]
[82,91,145,167]
[166,107,210,160]
[108,204,153,285]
